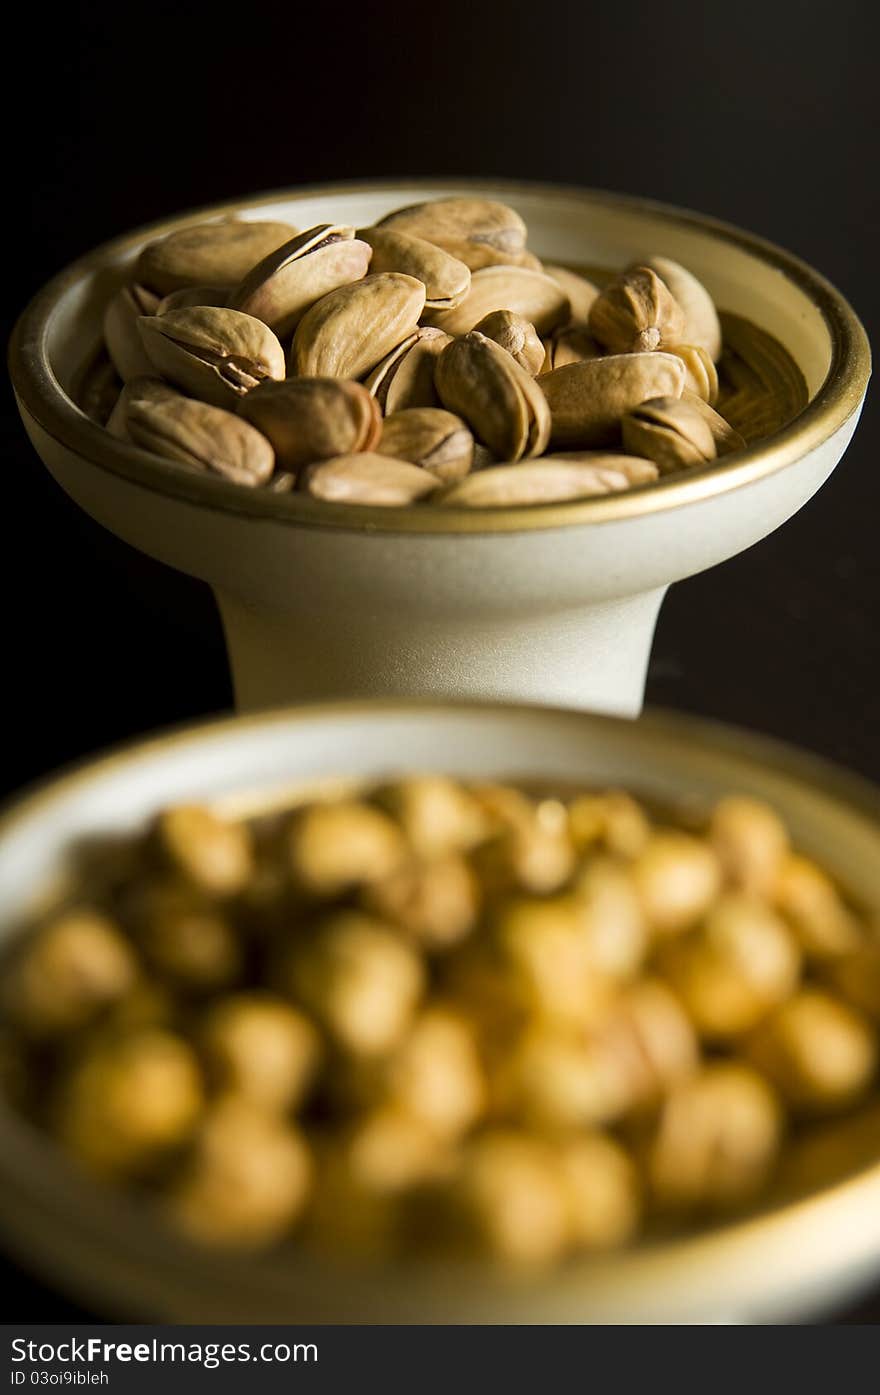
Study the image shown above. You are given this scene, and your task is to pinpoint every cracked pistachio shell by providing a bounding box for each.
[541,352,687,449]
[437,457,640,507]
[139,306,286,409]
[681,391,746,455]
[155,286,229,314]
[426,265,570,336]
[539,326,601,374]
[300,453,441,505]
[544,452,659,486]
[227,226,372,338]
[106,375,180,439]
[358,227,470,310]
[435,331,551,462]
[126,391,275,486]
[663,344,719,404]
[642,256,722,362]
[237,377,381,471]
[103,284,161,381]
[621,396,718,473]
[364,327,451,413]
[291,273,426,380]
[589,266,686,354]
[135,220,297,296]
[542,265,601,326]
[376,197,527,271]
[379,408,473,482]
[474,310,544,376]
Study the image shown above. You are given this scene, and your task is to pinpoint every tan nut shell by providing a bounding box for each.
[663,344,719,404]
[376,198,527,270]
[435,331,551,461]
[106,375,181,439]
[300,453,441,506]
[540,352,687,449]
[126,392,275,486]
[138,306,286,409]
[437,457,642,507]
[103,284,160,381]
[237,378,382,471]
[135,220,297,296]
[588,266,686,354]
[544,452,659,486]
[622,397,718,473]
[643,255,723,362]
[542,265,601,326]
[379,408,474,482]
[681,391,747,454]
[227,226,372,337]
[291,274,427,380]
[474,311,545,376]
[426,265,570,336]
[364,327,452,413]
[358,227,470,309]
[155,286,230,314]
[540,327,602,374]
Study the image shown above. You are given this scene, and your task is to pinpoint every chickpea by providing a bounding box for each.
[472,790,575,896]
[661,895,801,1039]
[347,1106,458,1193]
[748,990,877,1114]
[287,800,407,899]
[572,857,649,980]
[169,1095,311,1247]
[568,791,651,859]
[372,776,490,858]
[598,979,698,1110]
[493,1024,631,1130]
[772,854,862,959]
[710,796,790,896]
[56,1029,203,1176]
[388,1007,486,1138]
[493,896,615,1027]
[451,1131,570,1267]
[9,910,138,1035]
[647,1064,782,1210]
[827,939,880,1020]
[135,882,242,991]
[157,805,253,898]
[632,832,722,936]
[200,993,320,1113]
[360,855,480,949]
[286,912,424,1056]
[559,1134,640,1250]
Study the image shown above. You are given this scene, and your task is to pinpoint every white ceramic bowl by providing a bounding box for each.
[9,181,871,718]
[1,701,879,1323]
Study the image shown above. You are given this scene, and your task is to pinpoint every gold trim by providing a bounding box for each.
[9,179,872,535]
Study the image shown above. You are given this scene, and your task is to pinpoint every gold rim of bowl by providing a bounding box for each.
[8,179,872,535]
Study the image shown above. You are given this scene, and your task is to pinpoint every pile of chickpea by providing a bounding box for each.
[2,776,879,1269]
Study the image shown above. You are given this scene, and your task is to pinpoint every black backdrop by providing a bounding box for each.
[3,0,878,1320]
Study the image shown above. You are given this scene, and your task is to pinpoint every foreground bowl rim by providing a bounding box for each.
[8,178,872,536]
[1,699,880,1320]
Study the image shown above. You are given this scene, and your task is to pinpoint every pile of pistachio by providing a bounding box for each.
[102,198,746,508]
[3,777,878,1267]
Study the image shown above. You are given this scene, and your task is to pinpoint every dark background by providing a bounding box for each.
[3,0,878,1322]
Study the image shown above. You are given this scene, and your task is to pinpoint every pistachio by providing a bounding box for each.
[376,197,527,270]
[681,391,747,454]
[544,452,659,486]
[437,458,644,508]
[435,331,550,461]
[106,375,180,440]
[642,255,722,361]
[364,326,451,413]
[589,266,686,354]
[138,306,285,409]
[227,225,372,338]
[237,378,381,472]
[474,310,544,376]
[267,471,296,493]
[540,352,686,449]
[542,264,601,325]
[300,453,442,506]
[103,283,161,381]
[539,326,602,374]
[621,396,718,473]
[379,408,474,482]
[664,343,719,404]
[127,392,275,486]
[426,265,570,336]
[155,286,229,314]
[291,273,426,379]
[135,219,297,296]
[358,226,470,309]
